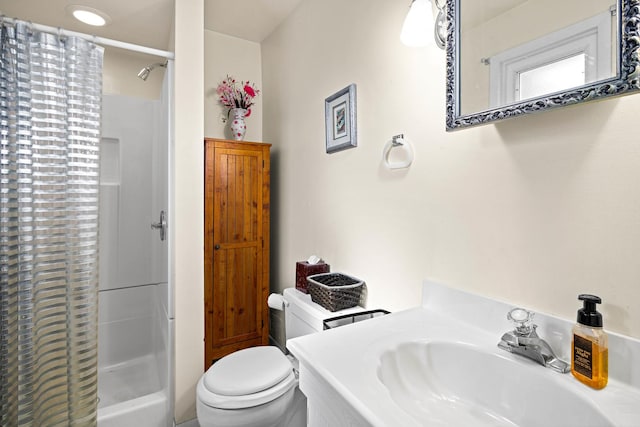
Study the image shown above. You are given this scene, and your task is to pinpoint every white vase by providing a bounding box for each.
[229,108,247,141]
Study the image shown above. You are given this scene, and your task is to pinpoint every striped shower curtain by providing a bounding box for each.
[0,20,103,426]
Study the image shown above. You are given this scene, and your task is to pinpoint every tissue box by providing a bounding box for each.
[296,261,330,293]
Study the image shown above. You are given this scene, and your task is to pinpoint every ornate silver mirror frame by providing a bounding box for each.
[446,0,640,131]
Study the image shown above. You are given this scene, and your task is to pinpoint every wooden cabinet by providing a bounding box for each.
[204,138,271,368]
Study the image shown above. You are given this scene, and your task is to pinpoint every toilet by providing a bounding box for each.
[196,287,366,427]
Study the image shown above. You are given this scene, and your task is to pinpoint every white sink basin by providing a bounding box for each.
[289,282,640,427]
[378,341,614,427]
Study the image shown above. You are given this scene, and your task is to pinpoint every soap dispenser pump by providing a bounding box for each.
[571,294,608,389]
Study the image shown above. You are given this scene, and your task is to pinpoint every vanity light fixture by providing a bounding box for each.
[67,5,111,27]
[400,0,445,49]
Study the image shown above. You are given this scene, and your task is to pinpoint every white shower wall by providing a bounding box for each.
[98,284,161,370]
[98,92,171,427]
[100,95,158,289]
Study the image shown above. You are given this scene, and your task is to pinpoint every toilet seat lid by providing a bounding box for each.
[203,346,292,396]
[198,369,296,410]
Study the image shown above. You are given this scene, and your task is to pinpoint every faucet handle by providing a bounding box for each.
[507,307,535,336]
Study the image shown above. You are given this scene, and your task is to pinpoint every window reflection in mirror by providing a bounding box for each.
[459,0,618,116]
[518,54,586,101]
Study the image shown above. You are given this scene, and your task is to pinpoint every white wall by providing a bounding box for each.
[262,0,640,340]
[100,95,157,290]
[173,0,204,423]
[97,285,159,369]
[204,30,262,141]
[103,48,165,100]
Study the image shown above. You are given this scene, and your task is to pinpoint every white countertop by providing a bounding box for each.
[287,281,640,427]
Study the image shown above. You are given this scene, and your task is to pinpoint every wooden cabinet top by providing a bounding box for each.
[204,138,272,149]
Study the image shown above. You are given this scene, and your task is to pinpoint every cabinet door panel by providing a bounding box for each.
[215,150,261,244]
[212,245,261,346]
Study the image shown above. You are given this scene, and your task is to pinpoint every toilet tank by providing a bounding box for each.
[283,288,365,342]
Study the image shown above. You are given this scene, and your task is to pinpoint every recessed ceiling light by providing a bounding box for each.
[67,5,111,27]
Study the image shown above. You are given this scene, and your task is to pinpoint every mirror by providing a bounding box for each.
[446,0,640,130]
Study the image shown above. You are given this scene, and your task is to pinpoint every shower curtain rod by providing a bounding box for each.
[1,16,175,59]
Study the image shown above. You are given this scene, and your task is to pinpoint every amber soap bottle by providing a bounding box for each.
[571,294,608,389]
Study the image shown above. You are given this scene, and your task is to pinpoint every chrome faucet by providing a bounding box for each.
[498,307,570,374]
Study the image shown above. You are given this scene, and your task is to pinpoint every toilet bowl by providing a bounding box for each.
[196,288,366,427]
[196,346,305,427]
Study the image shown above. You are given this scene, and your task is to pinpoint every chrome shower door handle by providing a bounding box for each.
[151,210,167,241]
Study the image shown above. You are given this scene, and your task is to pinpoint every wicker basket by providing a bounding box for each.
[306,273,365,312]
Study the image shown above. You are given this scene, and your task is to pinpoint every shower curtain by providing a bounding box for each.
[0,21,103,426]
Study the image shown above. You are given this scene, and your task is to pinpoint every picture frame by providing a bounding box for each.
[325,84,357,154]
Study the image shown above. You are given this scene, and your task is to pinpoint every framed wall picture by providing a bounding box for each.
[325,84,357,154]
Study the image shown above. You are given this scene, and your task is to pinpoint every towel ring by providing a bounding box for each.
[383,134,414,169]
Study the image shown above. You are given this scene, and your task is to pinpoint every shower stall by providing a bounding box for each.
[0,15,174,427]
[96,63,173,427]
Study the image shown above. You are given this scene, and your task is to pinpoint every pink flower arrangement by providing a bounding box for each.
[216,75,260,117]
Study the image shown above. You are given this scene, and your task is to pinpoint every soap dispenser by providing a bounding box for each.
[571,294,608,389]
